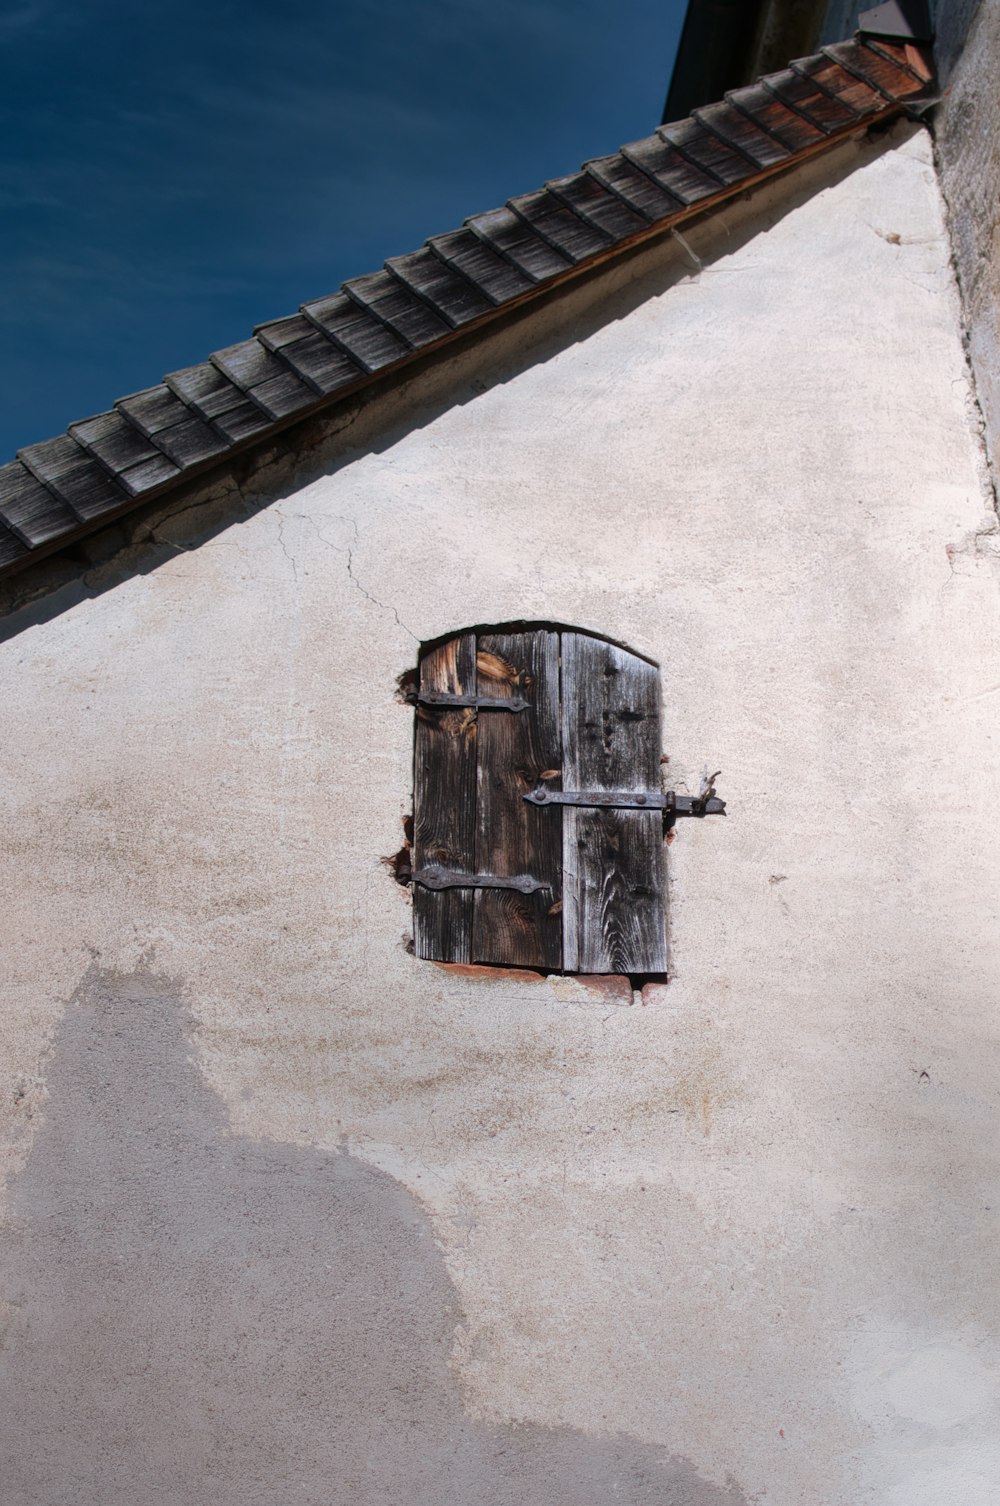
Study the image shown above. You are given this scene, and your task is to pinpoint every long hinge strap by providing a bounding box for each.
[412,867,550,894]
[524,788,725,816]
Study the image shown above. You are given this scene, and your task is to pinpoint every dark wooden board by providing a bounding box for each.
[691,102,790,169]
[243,371,315,421]
[209,400,274,446]
[387,250,494,328]
[727,84,826,151]
[584,155,683,222]
[0,467,78,546]
[150,417,229,469]
[166,362,248,420]
[763,70,859,133]
[255,313,316,352]
[71,410,159,473]
[622,134,720,204]
[17,437,128,521]
[116,384,190,437]
[278,332,364,394]
[823,40,918,100]
[560,633,666,974]
[301,293,411,372]
[428,229,534,307]
[791,56,881,117]
[471,631,562,970]
[0,518,28,567]
[547,172,649,241]
[412,634,478,962]
[211,339,290,391]
[659,120,759,186]
[508,191,611,265]
[118,452,184,495]
[345,271,452,350]
[466,207,573,283]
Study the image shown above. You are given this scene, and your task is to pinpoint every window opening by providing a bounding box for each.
[404,624,724,976]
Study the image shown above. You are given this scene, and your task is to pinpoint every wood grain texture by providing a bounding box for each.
[762,70,859,133]
[508,191,612,264]
[624,133,723,202]
[345,271,452,349]
[584,155,684,221]
[301,293,411,372]
[791,56,882,117]
[277,332,364,394]
[427,229,535,306]
[70,410,160,473]
[692,102,791,169]
[560,634,666,974]
[387,250,494,328]
[17,437,128,521]
[165,363,248,420]
[412,634,478,963]
[466,208,573,282]
[547,171,650,240]
[659,119,759,185]
[472,631,562,970]
[149,417,228,469]
[0,464,78,546]
[727,84,826,151]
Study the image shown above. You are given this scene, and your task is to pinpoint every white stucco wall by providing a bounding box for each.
[3,124,1000,1504]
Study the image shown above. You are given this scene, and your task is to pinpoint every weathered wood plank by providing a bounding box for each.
[427,229,534,307]
[0,462,78,546]
[387,249,494,328]
[412,635,478,962]
[762,69,859,133]
[165,362,247,420]
[561,633,666,974]
[466,207,573,282]
[301,293,411,372]
[584,155,683,222]
[624,133,722,202]
[17,436,129,521]
[658,119,759,186]
[472,631,562,970]
[546,171,649,241]
[726,83,826,151]
[70,409,160,473]
[345,271,452,349]
[692,101,791,169]
[508,191,611,264]
[149,417,228,469]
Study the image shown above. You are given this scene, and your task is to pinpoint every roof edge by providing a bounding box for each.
[0,35,935,583]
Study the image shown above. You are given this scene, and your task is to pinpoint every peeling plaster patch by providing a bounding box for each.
[0,965,748,1506]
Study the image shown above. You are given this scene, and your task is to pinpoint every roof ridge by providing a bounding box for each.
[0,35,935,580]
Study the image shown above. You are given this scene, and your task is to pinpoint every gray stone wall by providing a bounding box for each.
[932,2,1000,482]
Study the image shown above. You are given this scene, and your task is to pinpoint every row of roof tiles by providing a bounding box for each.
[0,37,933,576]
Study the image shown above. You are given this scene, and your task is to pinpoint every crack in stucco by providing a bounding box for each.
[344,546,418,643]
[276,506,418,643]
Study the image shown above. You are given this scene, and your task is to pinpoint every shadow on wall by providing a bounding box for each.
[0,966,747,1506]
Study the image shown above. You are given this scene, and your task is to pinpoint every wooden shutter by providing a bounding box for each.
[412,628,667,974]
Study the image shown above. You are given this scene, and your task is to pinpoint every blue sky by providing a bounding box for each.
[1,0,687,459]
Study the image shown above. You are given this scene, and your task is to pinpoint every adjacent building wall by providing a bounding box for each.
[932,1,1000,480]
[2,124,1000,1505]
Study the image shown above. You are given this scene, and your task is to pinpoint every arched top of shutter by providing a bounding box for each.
[410,624,667,976]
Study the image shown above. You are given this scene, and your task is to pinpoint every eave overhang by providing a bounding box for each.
[0,35,934,581]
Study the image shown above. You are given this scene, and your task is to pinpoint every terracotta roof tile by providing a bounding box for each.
[0,33,935,579]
